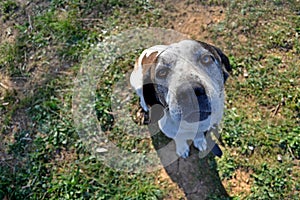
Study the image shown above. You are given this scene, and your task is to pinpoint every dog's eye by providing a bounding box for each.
[200,54,215,65]
[156,68,169,78]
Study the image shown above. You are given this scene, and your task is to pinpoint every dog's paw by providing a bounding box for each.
[176,143,190,158]
[193,137,207,151]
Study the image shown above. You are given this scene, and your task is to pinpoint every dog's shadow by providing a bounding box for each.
[151,130,229,200]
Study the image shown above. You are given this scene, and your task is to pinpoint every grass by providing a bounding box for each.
[0,0,299,199]
[213,0,300,198]
[0,0,164,199]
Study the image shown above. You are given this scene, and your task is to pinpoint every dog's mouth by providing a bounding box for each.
[183,110,211,123]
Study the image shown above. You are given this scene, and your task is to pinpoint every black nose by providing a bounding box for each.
[193,86,206,97]
[177,83,208,104]
[176,82,211,121]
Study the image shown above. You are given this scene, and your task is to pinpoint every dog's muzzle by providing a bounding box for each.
[176,82,211,123]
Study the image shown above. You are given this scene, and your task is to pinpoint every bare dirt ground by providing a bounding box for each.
[162,0,225,42]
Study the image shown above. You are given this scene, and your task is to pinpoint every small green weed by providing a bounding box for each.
[0,42,22,75]
[250,163,295,199]
[0,0,18,21]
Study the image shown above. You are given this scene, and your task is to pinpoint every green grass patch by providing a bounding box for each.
[213,0,299,198]
[0,0,299,199]
[0,0,18,21]
[0,0,166,199]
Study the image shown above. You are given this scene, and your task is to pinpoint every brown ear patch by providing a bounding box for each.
[141,51,159,75]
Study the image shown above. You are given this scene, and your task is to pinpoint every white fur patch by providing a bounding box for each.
[130,45,168,111]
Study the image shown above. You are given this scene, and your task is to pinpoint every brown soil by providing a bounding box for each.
[223,169,253,198]
[160,0,225,43]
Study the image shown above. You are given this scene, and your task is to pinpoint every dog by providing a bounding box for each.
[130,40,231,158]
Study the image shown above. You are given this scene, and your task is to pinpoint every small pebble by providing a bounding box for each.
[96,147,108,153]
[277,154,282,162]
[248,146,254,151]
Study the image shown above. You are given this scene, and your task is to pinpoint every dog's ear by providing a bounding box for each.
[142,51,160,108]
[212,46,232,83]
[130,50,161,112]
[141,51,165,123]
[197,41,232,83]
[130,45,168,123]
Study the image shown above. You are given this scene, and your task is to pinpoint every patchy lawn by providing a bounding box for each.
[0,0,299,199]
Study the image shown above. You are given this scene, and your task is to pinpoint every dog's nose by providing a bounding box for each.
[176,82,211,122]
[177,83,206,103]
[193,86,206,97]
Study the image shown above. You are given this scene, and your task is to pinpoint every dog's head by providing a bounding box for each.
[130,40,231,130]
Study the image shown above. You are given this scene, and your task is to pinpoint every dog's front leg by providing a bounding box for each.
[193,132,207,152]
[175,140,190,158]
[174,135,190,158]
